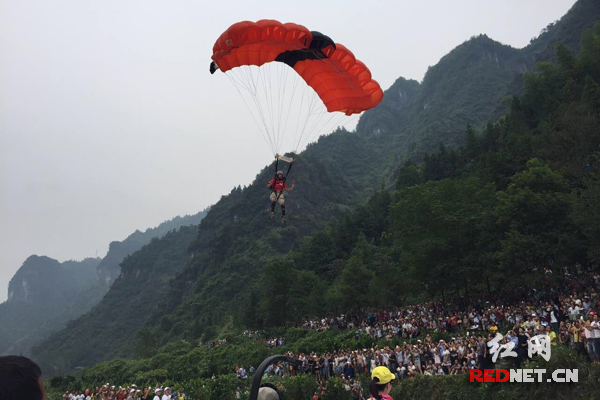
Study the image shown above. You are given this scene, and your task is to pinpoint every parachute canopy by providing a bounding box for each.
[210,20,383,155]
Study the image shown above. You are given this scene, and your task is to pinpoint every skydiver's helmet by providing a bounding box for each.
[277,170,284,177]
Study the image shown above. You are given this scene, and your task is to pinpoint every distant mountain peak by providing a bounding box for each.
[29,1,600,373]
[96,208,210,284]
[7,256,99,304]
[525,0,600,60]
[1,209,209,357]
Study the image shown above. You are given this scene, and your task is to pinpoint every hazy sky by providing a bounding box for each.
[0,0,577,301]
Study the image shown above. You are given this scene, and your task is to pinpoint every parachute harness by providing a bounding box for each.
[272,154,294,205]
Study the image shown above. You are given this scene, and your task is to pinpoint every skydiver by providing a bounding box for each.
[267,171,295,223]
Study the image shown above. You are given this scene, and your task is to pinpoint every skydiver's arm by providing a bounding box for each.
[285,180,296,193]
[267,178,274,188]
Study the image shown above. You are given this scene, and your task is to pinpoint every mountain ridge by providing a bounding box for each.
[0,210,209,357]
[96,211,211,285]
[31,0,600,374]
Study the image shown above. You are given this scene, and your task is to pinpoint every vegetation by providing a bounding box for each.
[45,329,599,400]
[247,24,600,324]
[96,210,210,284]
[358,0,600,166]
[0,256,101,356]
[33,3,600,391]
[0,211,208,359]
[32,224,204,374]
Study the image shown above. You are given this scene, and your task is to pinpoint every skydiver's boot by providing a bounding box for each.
[281,205,286,224]
[271,212,275,220]
[270,202,276,220]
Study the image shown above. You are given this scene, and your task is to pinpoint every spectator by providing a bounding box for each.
[0,356,47,400]
[142,387,152,400]
[546,325,557,346]
[585,313,600,362]
[592,313,600,363]
[56,268,600,396]
[369,366,395,400]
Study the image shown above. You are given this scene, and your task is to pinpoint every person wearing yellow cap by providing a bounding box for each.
[369,366,395,400]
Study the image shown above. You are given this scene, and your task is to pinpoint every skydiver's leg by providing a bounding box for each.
[279,196,286,223]
[269,192,277,219]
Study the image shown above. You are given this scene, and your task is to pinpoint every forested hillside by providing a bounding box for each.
[32,0,600,375]
[358,0,600,161]
[35,225,202,374]
[97,211,210,285]
[253,33,600,323]
[0,256,100,356]
[45,20,600,400]
[0,211,208,358]
[7,256,99,304]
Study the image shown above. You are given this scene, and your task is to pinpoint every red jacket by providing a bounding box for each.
[269,178,288,192]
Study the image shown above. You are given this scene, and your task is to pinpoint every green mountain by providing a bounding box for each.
[358,0,600,160]
[0,211,208,358]
[32,0,600,375]
[0,256,101,356]
[7,256,99,304]
[524,0,600,61]
[97,211,211,285]
[44,18,600,400]
[358,35,524,156]
[46,24,600,395]
[36,225,201,374]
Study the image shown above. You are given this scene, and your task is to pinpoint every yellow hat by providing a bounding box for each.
[371,366,395,385]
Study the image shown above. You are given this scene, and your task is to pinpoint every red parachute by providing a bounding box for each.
[210,20,383,156]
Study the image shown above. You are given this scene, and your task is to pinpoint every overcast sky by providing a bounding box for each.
[0,0,577,302]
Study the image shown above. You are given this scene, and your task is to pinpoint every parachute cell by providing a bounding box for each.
[212,20,313,72]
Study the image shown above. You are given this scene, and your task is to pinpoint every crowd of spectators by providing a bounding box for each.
[61,385,185,400]
[52,267,600,399]
[251,267,600,389]
[301,277,598,336]
[291,269,600,361]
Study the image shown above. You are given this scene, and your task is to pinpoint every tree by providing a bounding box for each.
[134,329,158,359]
[573,173,600,266]
[289,270,330,321]
[259,257,297,326]
[330,253,373,313]
[396,160,422,189]
[556,42,576,78]
[242,289,261,328]
[496,159,578,291]
[582,76,600,111]
[391,176,499,299]
[464,124,481,160]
